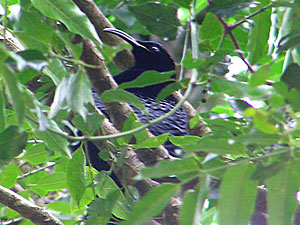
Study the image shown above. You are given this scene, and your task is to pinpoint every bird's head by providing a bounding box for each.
[103,28,175,72]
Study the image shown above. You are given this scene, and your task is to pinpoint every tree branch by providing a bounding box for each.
[0,185,63,225]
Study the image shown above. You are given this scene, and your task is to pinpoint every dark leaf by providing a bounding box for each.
[0,126,27,164]
[128,3,180,40]
[207,0,254,18]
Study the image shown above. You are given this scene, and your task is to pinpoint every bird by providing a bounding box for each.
[99,28,188,153]
[86,28,188,178]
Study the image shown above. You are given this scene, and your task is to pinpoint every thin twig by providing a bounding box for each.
[217,17,255,73]
[49,52,104,69]
[17,162,56,180]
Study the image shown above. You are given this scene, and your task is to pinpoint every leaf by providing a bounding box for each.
[170,135,246,156]
[43,58,69,85]
[0,88,5,132]
[133,133,170,149]
[101,89,147,113]
[95,172,130,219]
[280,63,300,91]
[0,63,25,126]
[36,122,71,158]
[36,172,67,191]
[0,164,19,188]
[87,191,120,222]
[138,157,199,179]
[217,164,258,225]
[199,13,223,50]
[72,112,104,136]
[248,64,273,87]
[31,0,101,45]
[266,161,300,225]
[122,183,179,225]
[207,0,254,18]
[68,71,94,120]
[179,176,210,225]
[0,125,27,164]
[67,149,87,207]
[244,109,278,134]
[247,0,271,65]
[118,70,175,89]
[156,80,188,102]
[18,8,56,52]
[277,29,300,53]
[22,143,48,165]
[128,3,180,40]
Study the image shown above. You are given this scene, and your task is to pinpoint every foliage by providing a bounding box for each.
[0,0,300,224]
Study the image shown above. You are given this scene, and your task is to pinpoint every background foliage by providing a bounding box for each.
[1,0,300,224]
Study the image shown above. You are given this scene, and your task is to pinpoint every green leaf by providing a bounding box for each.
[68,71,94,120]
[95,172,130,219]
[280,63,300,91]
[36,172,67,191]
[247,0,271,65]
[67,149,87,207]
[133,133,170,149]
[156,79,188,102]
[36,122,71,158]
[0,125,27,164]
[266,161,300,225]
[31,0,101,45]
[0,63,25,126]
[86,191,120,224]
[101,89,147,113]
[0,164,19,188]
[170,135,246,156]
[277,29,300,53]
[122,183,179,225]
[72,112,104,136]
[251,161,285,181]
[173,0,192,8]
[0,88,5,132]
[211,78,272,98]
[244,109,278,134]
[18,8,55,52]
[138,157,199,179]
[199,13,223,50]
[217,164,258,225]
[207,0,254,18]
[179,176,210,225]
[128,3,180,40]
[118,70,175,89]
[43,58,69,85]
[56,30,83,60]
[248,64,273,87]
[22,143,48,165]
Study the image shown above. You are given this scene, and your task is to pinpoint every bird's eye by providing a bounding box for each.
[151,46,160,52]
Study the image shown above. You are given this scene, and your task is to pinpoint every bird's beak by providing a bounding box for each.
[103,28,149,51]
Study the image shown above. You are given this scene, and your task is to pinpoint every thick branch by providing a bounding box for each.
[0,185,63,225]
[72,0,134,70]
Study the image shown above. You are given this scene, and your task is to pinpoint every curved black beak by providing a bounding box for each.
[103,28,149,51]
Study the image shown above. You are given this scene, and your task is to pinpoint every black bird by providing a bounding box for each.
[87,28,188,177]
[96,28,188,154]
